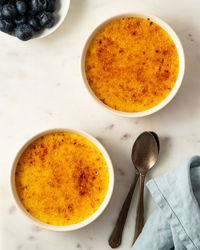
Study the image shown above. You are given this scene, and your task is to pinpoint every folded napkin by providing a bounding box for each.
[132,156,200,250]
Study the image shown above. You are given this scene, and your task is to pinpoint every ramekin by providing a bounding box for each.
[81,13,185,118]
[10,128,114,231]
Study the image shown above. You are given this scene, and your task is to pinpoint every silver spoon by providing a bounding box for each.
[132,132,159,245]
[109,132,159,248]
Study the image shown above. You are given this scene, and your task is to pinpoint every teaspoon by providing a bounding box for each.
[109,132,159,248]
[132,132,159,245]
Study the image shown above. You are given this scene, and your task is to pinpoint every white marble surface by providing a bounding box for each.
[1,0,200,249]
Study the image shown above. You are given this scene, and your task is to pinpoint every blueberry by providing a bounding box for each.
[38,0,47,10]
[2,3,17,19]
[39,11,55,28]
[46,0,56,12]
[15,23,34,41]
[29,0,47,15]
[14,15,26,26]
[28,16,41,31]
[0,18,14,33]
[16,0,27,15]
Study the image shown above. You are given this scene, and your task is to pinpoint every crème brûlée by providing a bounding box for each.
[15,132,109,226]
[85,17,179,112]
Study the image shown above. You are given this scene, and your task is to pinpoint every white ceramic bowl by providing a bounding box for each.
[81,13,185,118]
[10,128,114,231]
[5,0,71,40]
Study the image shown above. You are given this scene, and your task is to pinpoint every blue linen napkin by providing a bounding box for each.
[132,156,200,250]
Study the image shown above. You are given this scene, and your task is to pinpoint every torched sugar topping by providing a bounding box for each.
[85,17,179,112]
[15,132,109,226]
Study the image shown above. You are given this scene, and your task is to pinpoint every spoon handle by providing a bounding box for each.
[109,173,139,248]
[132,174,146,246]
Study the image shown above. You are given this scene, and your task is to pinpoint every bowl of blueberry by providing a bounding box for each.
[0,0,70,41]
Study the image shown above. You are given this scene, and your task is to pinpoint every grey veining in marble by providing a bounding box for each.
[1,0,200,249]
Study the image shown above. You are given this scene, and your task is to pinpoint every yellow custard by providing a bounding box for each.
[85,17,179,112]
[15,132,109,226]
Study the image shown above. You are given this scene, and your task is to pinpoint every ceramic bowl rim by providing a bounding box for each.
[80,12,185,118]
[10,128,114,231]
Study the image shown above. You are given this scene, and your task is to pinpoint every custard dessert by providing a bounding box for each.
[85,17,179,112]
[15,132,109,226]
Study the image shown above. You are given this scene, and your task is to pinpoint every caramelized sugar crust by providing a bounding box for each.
[85,17,179,112]
[15,132,109,226]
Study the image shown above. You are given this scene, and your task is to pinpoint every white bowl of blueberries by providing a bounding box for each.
[0,0,70,41]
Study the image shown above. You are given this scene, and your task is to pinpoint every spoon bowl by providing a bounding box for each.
[132,132,159,175]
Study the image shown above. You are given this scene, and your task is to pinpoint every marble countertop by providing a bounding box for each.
[1,0,200,249]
